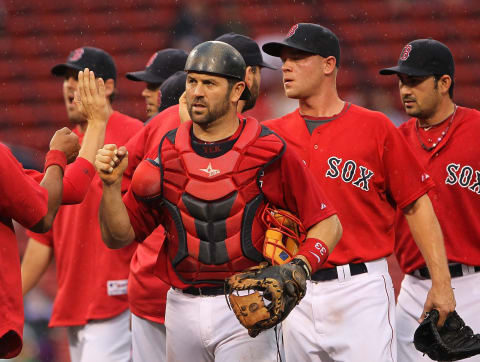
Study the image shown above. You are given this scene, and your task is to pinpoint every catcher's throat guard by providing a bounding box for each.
[262,204,306,265]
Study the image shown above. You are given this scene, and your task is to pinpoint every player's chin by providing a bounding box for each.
[284,88,302,99]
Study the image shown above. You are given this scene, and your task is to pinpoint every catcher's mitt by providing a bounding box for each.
[262,203,306,265]
[225,261,307,338]
[414,309,480,361]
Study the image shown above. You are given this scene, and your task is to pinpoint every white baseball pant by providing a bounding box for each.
[282,258,397,361]
[165,287,283,362]
[67,309,131,362]
[131,313,166,362]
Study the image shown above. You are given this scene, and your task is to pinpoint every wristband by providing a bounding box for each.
[290,258,311,280]
[44,150,67,174]
[296,238,329,273]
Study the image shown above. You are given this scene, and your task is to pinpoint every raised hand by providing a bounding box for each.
[74,68,110,126]
[49,127,80,163]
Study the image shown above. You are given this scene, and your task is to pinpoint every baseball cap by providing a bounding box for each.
[126,48,188,84]
[262,23,341,65]
[51,46,117,80]
[379,39,455,78]
[215,33,276,70]
[158,71,187,113]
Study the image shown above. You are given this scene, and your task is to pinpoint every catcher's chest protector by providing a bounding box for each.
[157,119,284,284]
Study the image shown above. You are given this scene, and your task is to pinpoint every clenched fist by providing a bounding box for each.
[95,144,128,186]
[49,127,80,163]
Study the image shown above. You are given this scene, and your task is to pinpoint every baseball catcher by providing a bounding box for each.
[414,309,480,361]
[226,205,309,337]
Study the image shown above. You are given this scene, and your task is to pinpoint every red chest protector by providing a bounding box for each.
[135,118,285,286]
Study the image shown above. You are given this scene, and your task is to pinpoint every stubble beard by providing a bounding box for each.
[188,96,230,126]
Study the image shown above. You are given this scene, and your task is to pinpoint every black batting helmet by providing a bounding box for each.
[185,41,251,100]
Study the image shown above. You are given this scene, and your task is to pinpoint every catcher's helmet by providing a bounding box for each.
[185,41,251,100]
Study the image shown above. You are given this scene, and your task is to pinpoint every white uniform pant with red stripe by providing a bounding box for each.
[397,271,480,362]
[283,258,397,361]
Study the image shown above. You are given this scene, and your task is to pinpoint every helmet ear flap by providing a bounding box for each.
[262,204,306,265]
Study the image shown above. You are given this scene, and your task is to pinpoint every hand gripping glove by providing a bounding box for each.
[414,309,480,361]
[225,261,307,338]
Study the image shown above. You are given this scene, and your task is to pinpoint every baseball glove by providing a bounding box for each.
[225,261,307,338]
[414,309,480,361]
[262,203,306,265]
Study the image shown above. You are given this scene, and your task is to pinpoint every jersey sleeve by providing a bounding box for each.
[26,228,54,247]
[382,121,434,209]
[262,146,337,229]
[61,157,96,204]
[124,123,150,181]
[0,144,48,229]
[123,186,161,242]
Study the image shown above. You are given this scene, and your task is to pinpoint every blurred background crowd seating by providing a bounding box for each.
[0,0,479,360]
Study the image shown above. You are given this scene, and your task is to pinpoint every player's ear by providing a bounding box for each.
[104,79,115,98]
[437,75,452,96]
[323,56,337,75]
[230,81,245,103]
[244,66,254,90]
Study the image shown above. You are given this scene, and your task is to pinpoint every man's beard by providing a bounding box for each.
[188,95,230,126]
[242,79,259,112]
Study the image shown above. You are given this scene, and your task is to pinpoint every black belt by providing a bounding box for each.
[413,264,480,279]
[311,263,368,282]
[177,285,225,296]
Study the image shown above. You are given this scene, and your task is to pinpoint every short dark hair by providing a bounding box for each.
[226,77,242,97]
[434,74,454,98]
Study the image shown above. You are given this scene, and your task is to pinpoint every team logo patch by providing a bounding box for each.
[146,52,158,67]
[69,48,84,62]
[200,162,220,177]
[399,44,412,61]
[286,24,299,38]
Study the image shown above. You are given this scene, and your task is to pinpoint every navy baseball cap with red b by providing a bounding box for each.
[51,46,117,81]
[215,33,276,69]
[262,23,341,66]
[126,49,188,84]
[379,39,455,78]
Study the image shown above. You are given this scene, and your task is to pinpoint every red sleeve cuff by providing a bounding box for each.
[44,150,67,174]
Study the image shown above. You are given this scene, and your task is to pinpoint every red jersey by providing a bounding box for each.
[26,156,95,205]
[27,111,142,327]
[264,104,434,267]
[124,106,180,323]
[0,143,49,358]
[123,117,336,289]
[395,106,480,273]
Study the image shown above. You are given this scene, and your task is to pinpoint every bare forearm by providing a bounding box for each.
[32,165,64,232]
[99,182,135,249]
[296,214,343,272]
[21,239,53,295]
[306,214,342,253]
[78,122,107,164]
[404,194,451,286]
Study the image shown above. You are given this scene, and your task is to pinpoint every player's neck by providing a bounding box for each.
[192,111,240,142]
[298,88,344,118]
[417,99,455,128]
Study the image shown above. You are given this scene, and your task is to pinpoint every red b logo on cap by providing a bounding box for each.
[69,48,84,62]
[399,44,412,61]
[146,52,158,68]
[287,24,299,38]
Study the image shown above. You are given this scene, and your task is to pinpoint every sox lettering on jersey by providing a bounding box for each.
[445,163,480,194]
[325,156,374,191]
